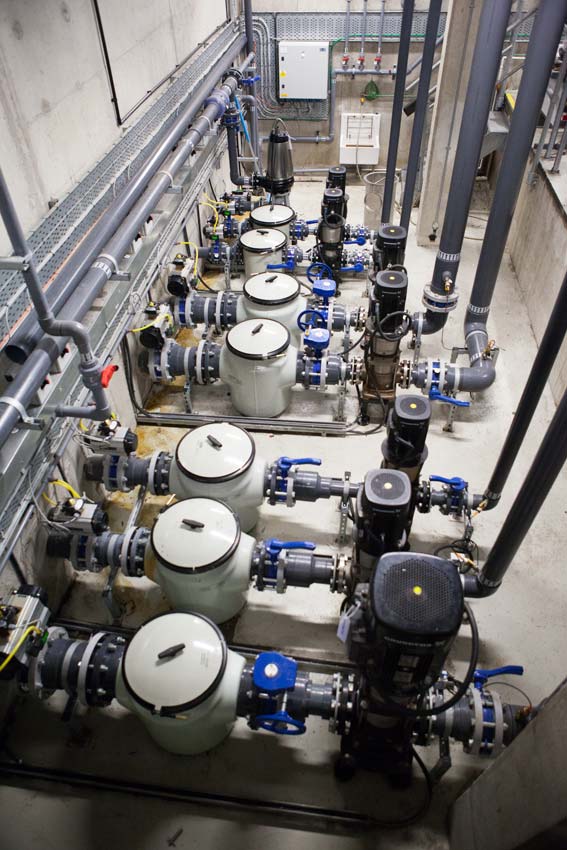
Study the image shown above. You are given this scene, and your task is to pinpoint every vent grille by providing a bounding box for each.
[380,558,456,628]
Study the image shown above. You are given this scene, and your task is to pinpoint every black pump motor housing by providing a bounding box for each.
[374,224,407,271]
[354,469,411,579]
[369,552,464,700]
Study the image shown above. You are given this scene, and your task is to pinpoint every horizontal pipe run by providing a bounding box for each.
[0,56,252,447]
[6,34,247,365]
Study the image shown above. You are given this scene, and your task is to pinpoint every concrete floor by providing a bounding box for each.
[3,178,567,850]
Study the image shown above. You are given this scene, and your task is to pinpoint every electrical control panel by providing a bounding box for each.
[278,41,329,100]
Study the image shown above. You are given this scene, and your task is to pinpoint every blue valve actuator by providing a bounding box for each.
[252,652,306,735]
[474,666,524,690]
[430,475,467,492]
[304,327,331,354]
[429,387,471,407]
[312,278,336,303]
[276,456,322,475]
[297,309,327,331]
[306,262,334,283]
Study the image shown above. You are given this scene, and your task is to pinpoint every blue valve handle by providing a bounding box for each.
[474,666,524,689]
[344,237,366,246]
[255,710,306,735]
[242,75,261,85]
[429,387,471,407]
[297,309,327,331]
[276,456,322,474]
[307,262,334,282]
[305,219,320,225]
[267,260,295,271]
[430,475,467,492]
[264,538,317,561]
[340,262,364,273]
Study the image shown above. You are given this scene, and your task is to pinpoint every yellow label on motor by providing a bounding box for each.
[412,586,423,596]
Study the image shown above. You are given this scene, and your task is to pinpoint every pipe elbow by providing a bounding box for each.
[413,309,448,336]
[463,574,500,598]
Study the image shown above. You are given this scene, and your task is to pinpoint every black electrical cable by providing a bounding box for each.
[375,602,479,719]
[299,281,313,294]
[434,539,479,573]
[342,330,366,358]
[376,309,413,342]
[197,273,215,292]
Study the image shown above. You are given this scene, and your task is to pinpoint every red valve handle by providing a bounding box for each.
[101,364,118,388]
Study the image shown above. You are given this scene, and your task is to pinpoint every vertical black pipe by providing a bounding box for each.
[478,383,567,592]
[485,268,567,506]
[466,0,567,319]
[381,0,414,224]
[428,0,513,298]
[399,0,442,232]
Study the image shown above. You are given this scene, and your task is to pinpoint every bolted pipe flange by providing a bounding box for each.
[348,356,365,385]
[422,282,459,314]
[396,359,412,389]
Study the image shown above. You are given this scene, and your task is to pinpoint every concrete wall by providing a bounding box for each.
[257,0,448,171]
[508,162,567,405]
[450,679,567,850]
[0,0,227,249]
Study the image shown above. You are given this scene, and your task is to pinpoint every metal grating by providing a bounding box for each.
[275,11,445,43]
[0,134,226,556]
[0,22,240,350]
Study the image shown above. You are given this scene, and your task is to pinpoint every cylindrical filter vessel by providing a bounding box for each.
[149,498,255,622]
[115,611,245,754]
[168,423,268,531]
[249,203,296,239]
[239,228,287,278]
[237,272,306,345]
[220,319,297,417]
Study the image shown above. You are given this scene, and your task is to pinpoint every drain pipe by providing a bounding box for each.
[0,58,253,446]
[414,0,513,338]
[5,34,248,365]
[381,0,414,224]
[465,380,567,598]
[357,0,368,70]
[242,0,262,172]
[483,268,567,510]
[410,0,567,397]
[399,0,442,233]
[0,169,111,421]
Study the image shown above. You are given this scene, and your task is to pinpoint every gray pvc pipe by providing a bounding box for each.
[399,0,442,233]
[0,56,252,447]
[419,0,513,336]
[6,34,247,364]
[381,0,414,224]
[461,0,567,388]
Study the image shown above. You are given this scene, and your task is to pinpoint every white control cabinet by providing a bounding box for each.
[278,41,329,100]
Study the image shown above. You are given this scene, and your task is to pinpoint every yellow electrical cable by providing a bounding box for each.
[175,241,200,279]
[130,314,173,334]
[200,201,219,230]
[78,419,88,433]
[50,479,81,500]
[0,624,42,673]
[41,492,57,507]
[203,192,228,208]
